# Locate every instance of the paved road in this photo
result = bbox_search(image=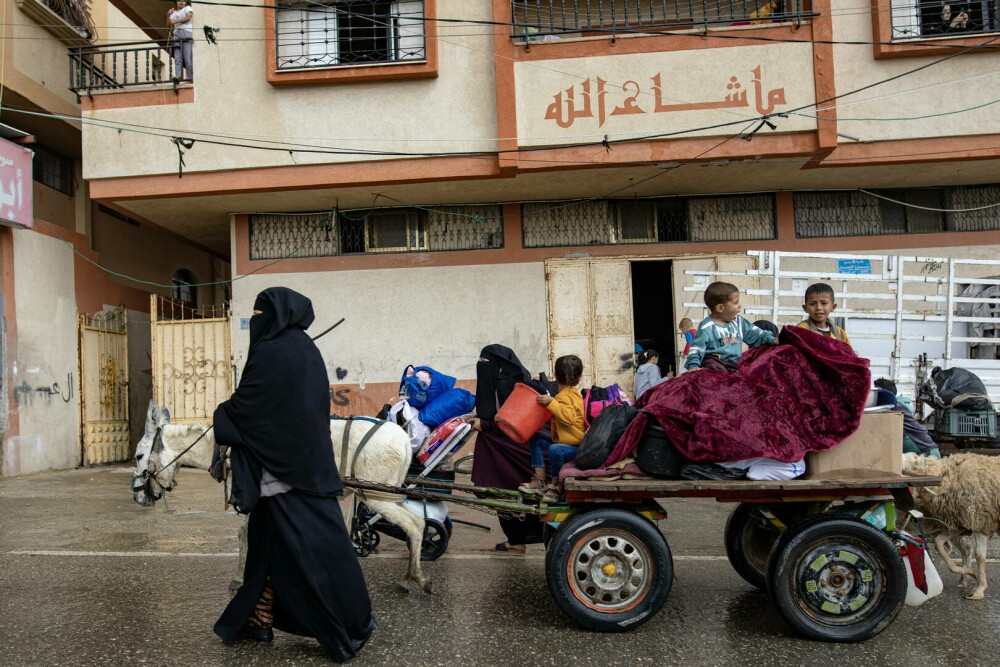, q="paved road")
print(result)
[1,466,998,666]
